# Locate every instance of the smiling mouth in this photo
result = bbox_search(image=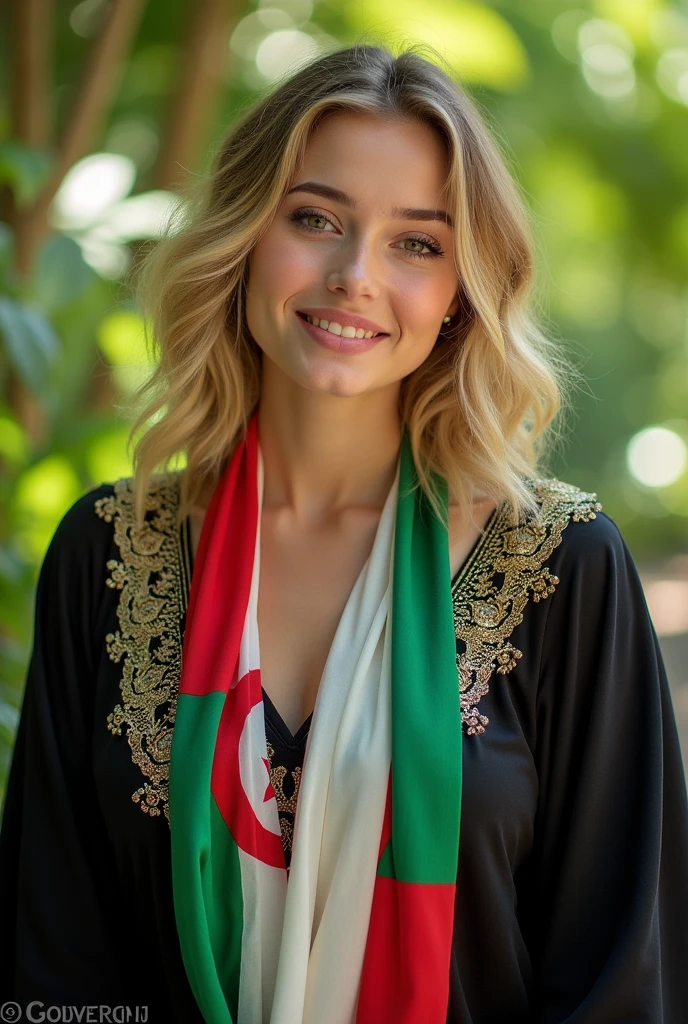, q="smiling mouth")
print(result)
[296,311,387,339]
